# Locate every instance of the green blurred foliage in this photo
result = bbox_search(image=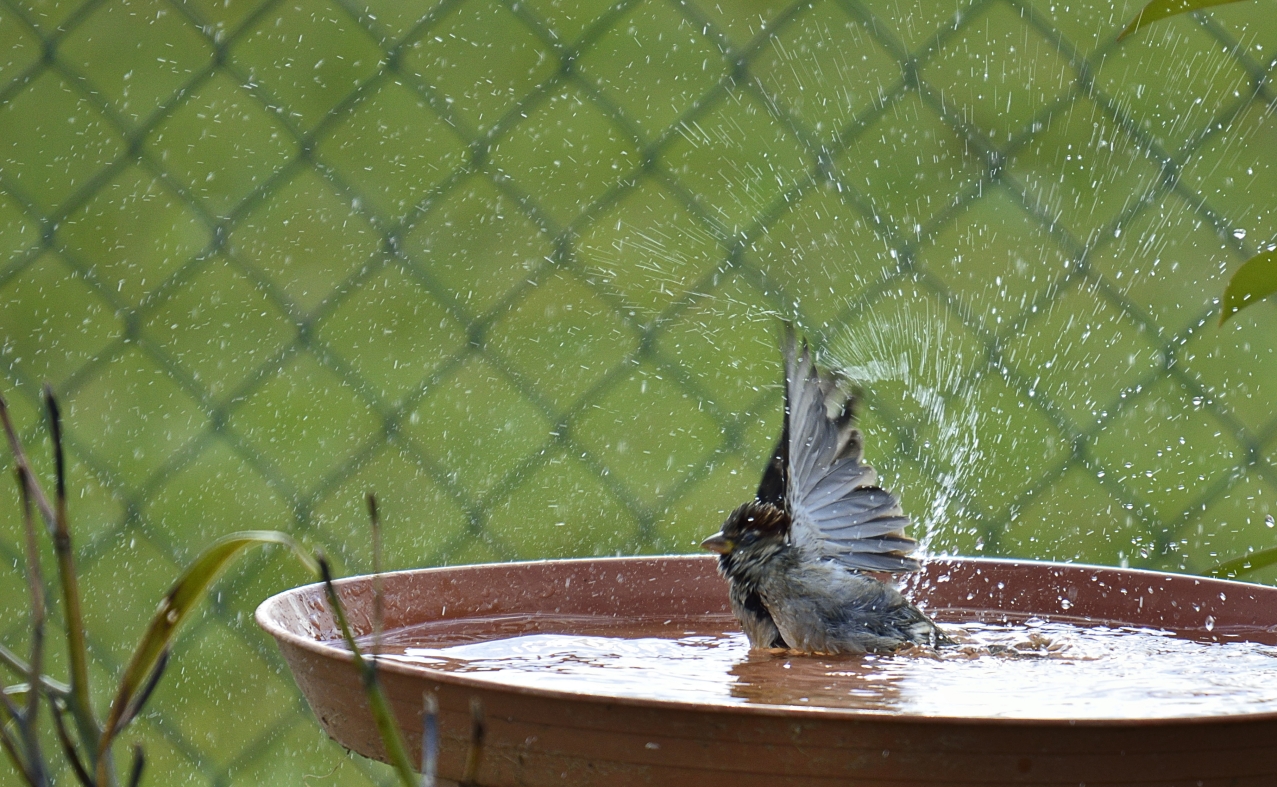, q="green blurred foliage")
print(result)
[1,0,1276,783]
[1118,0,1277,325]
